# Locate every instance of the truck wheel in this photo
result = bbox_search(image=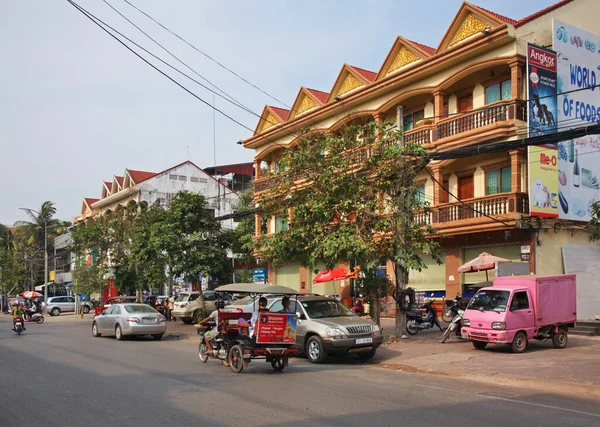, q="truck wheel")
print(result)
[472,340,488,350]
[306,336,328,364]
[552,329,568,349]
[511,331,528,353]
